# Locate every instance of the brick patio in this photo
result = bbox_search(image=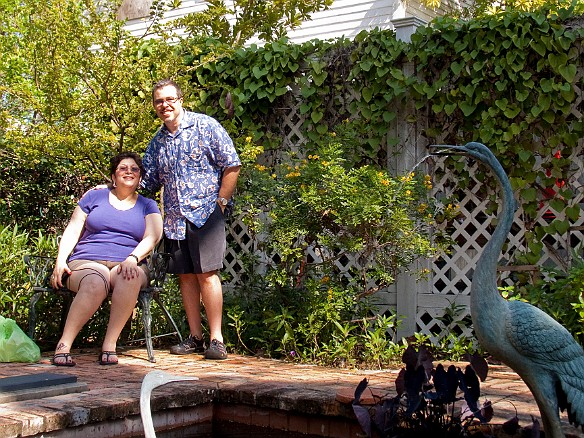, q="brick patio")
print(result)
[0,347,582,437]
